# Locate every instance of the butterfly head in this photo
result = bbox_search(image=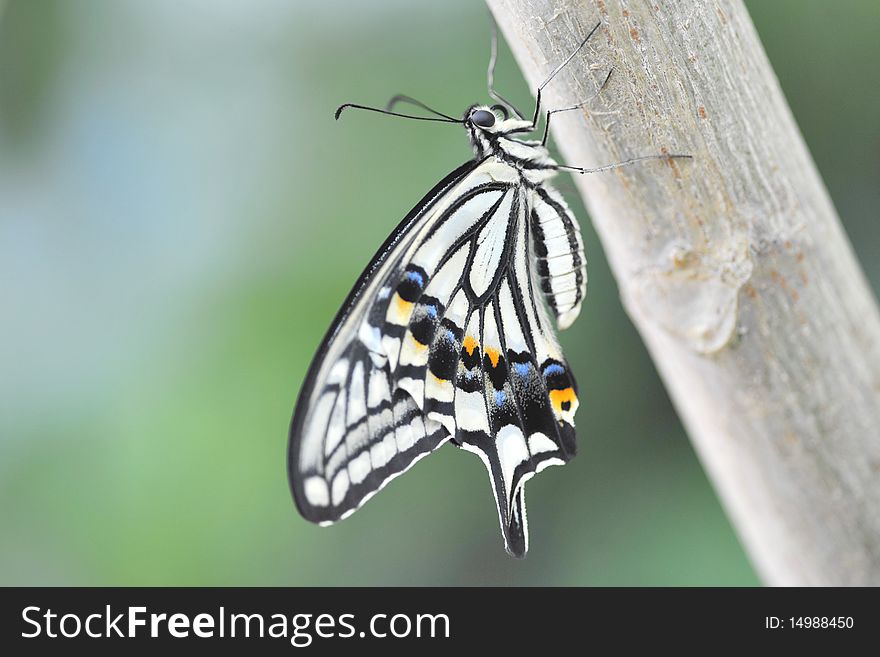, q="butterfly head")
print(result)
[464,104,545,162]
[463,103,527,134]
